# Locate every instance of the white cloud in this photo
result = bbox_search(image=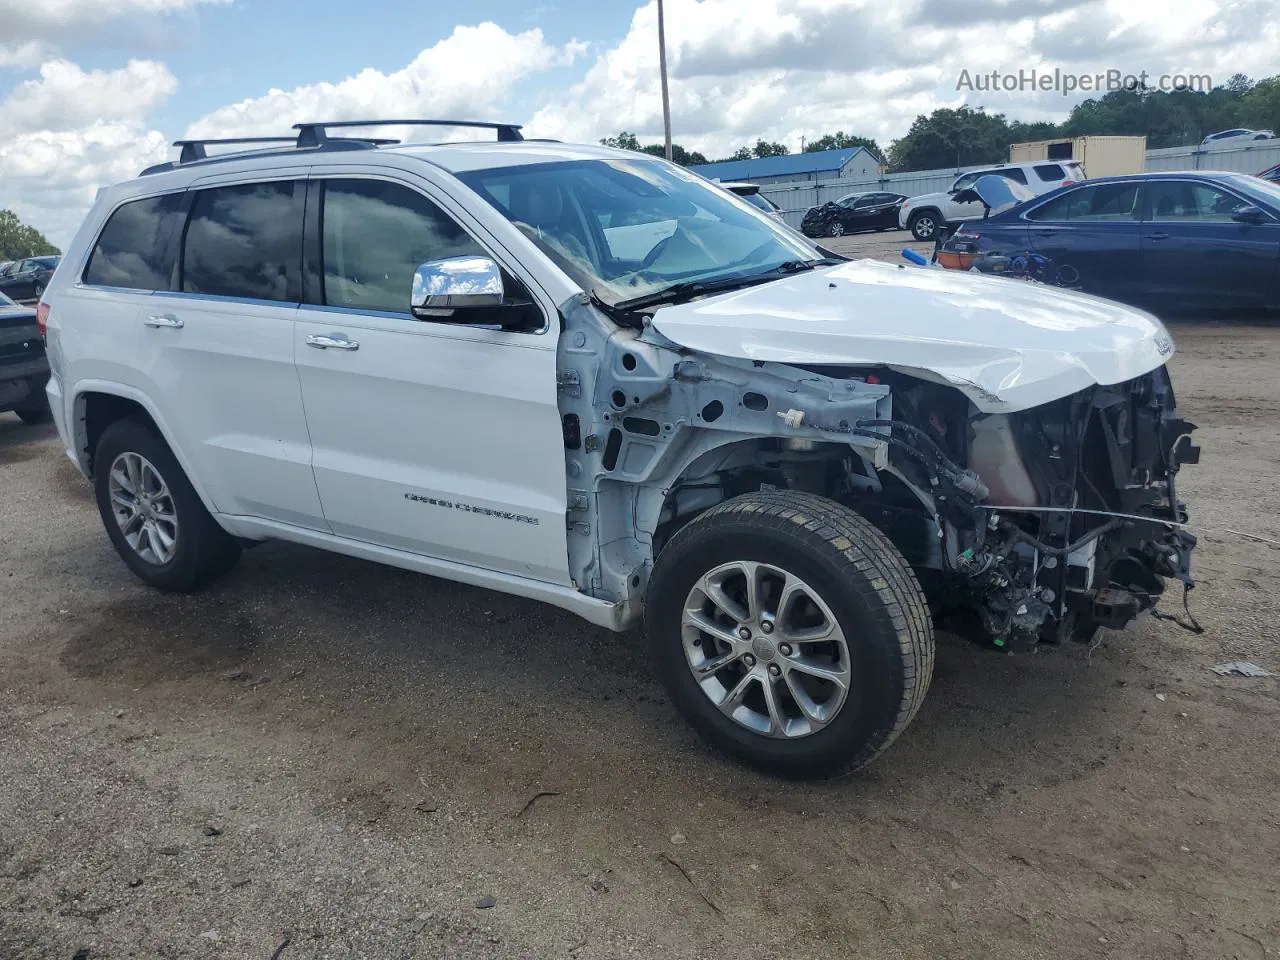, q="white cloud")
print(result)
[0,60,177,138]
[0,41,54,69]
[0,0,229,44]
[530,0,1280,159]
[186,23,584,140]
